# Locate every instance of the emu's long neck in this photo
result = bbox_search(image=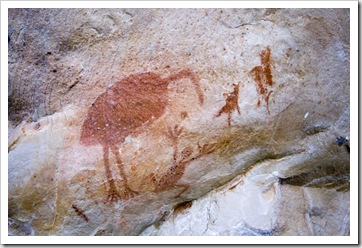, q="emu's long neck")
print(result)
[166,69,204,105]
